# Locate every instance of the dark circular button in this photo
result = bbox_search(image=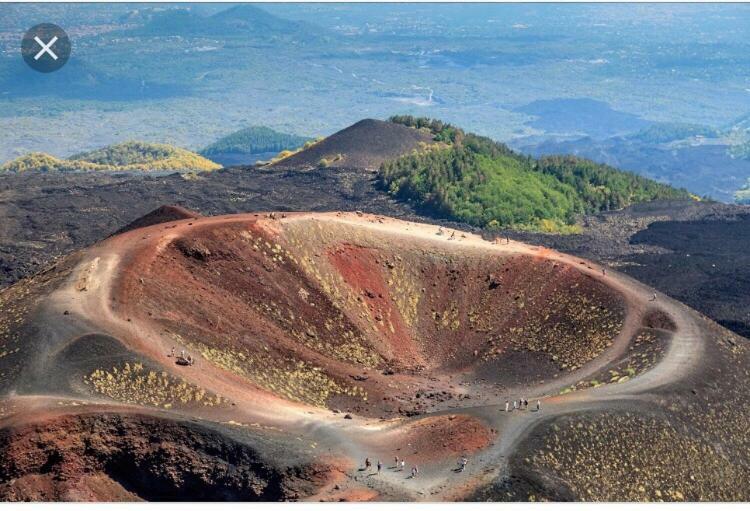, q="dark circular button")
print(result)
[21,23,71,73]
